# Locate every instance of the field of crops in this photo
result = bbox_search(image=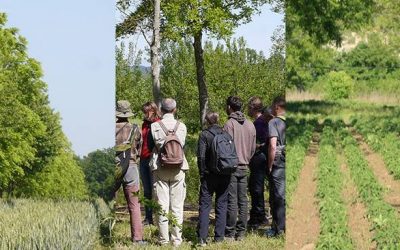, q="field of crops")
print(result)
[286,100,400,249]
[0,198,111,249]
